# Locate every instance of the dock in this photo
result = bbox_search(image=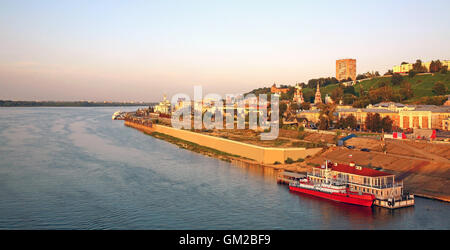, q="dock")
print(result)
[278,166,415,209]
[277,171,306,185]
[374,194,415,209]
